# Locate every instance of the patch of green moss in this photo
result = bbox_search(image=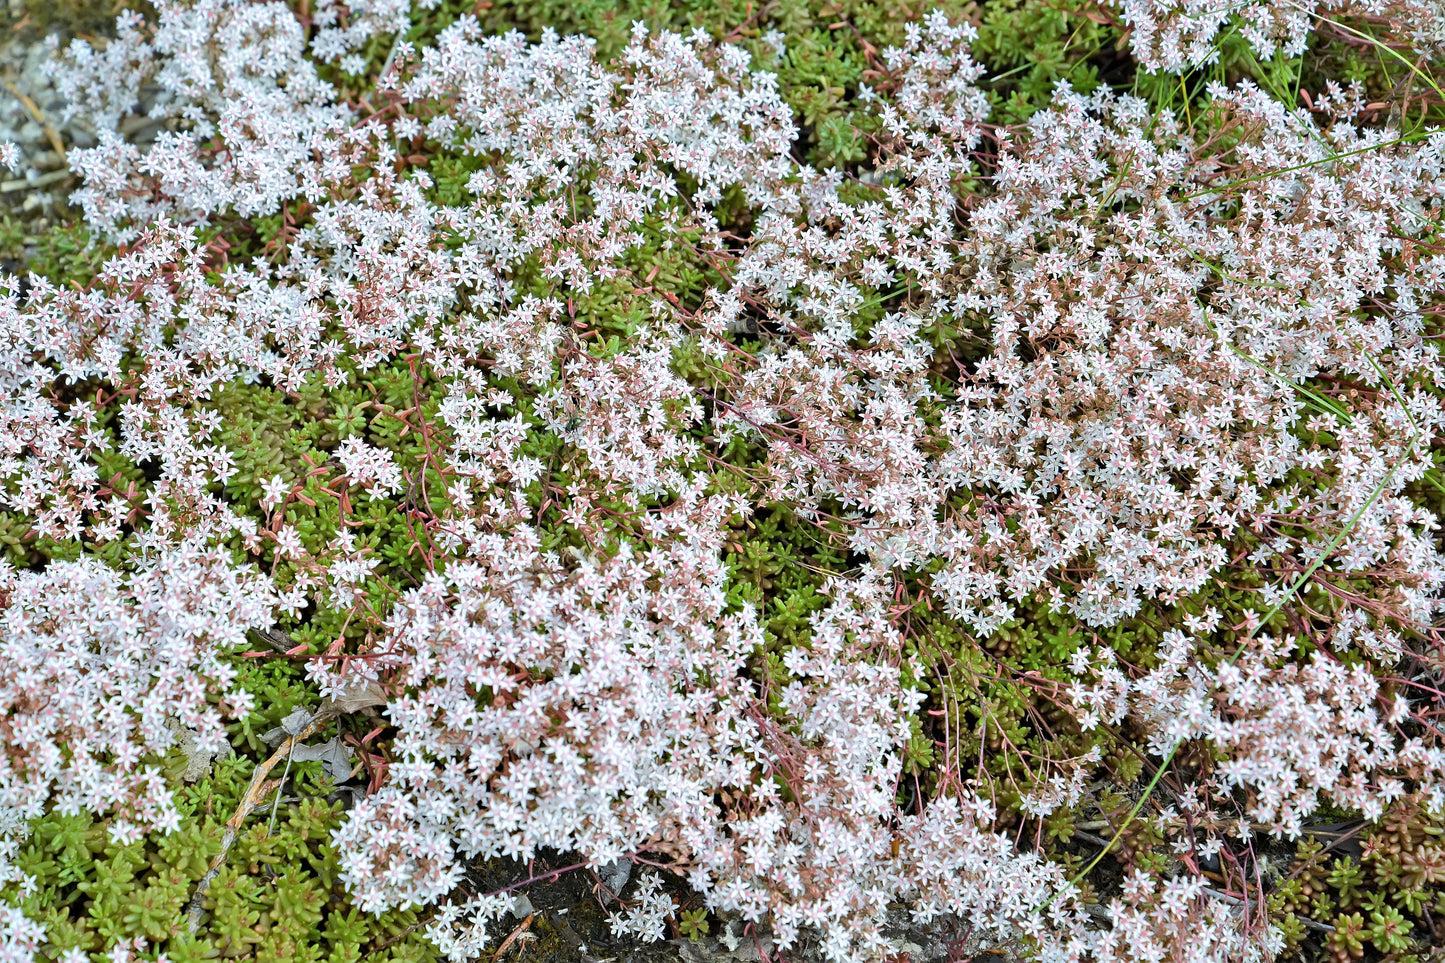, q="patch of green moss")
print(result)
[10,659,434,962]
